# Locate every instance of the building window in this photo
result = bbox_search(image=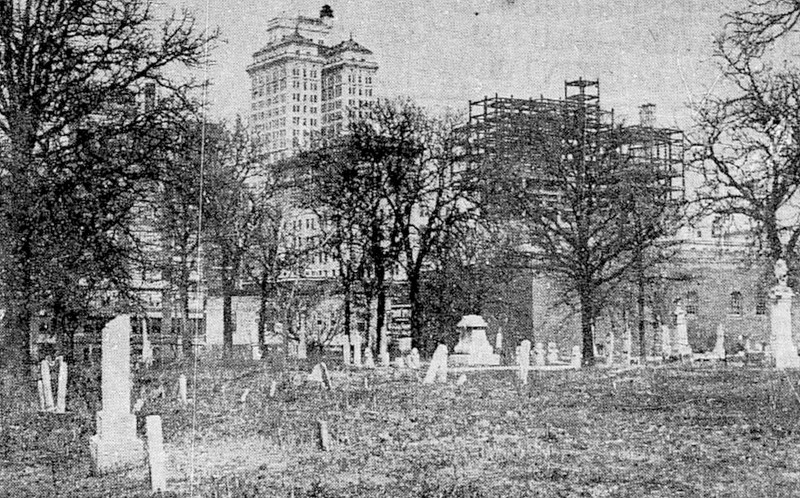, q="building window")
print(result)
[686,291,698,315]
[755,291,767,315]
[730,291,742,315]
